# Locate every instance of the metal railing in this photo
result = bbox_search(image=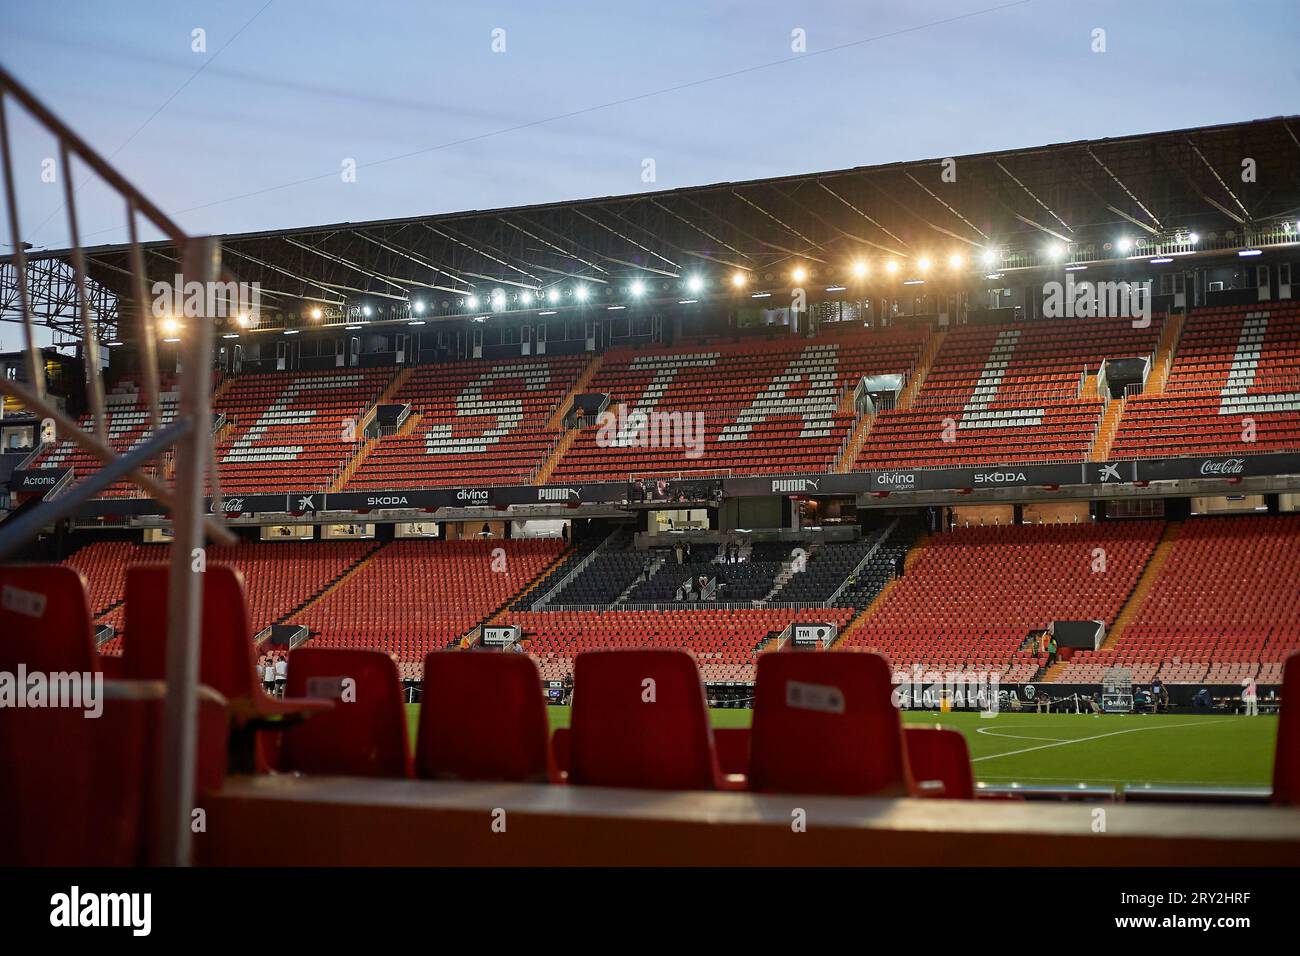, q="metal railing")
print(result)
[0,64,236,866]
[823,518,898,607]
